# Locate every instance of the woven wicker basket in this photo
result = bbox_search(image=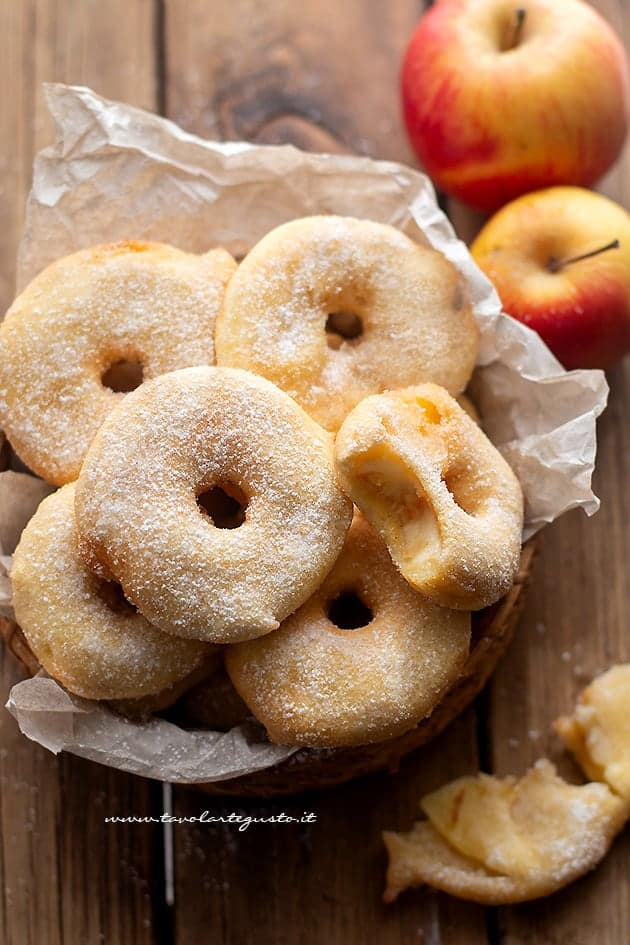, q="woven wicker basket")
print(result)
[0,539,538,796]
